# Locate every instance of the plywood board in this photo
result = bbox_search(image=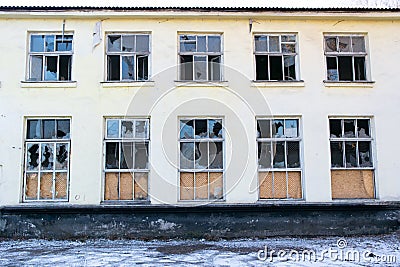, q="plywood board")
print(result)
[134,173,148,200]
[180,172,194,200]
[287,171,302,199]
[25,173,38,200]
[195,172,208,200]
[55,172,67,199]
[273,171,287,199]
[120,172,133,200]
[259,172,273,199]
[209,172,223,199]
[105,172,119,200]
[331,170,375,199]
